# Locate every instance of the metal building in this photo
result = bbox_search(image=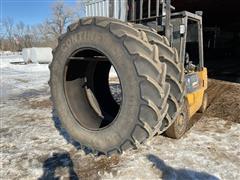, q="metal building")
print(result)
[86,0,128,21]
